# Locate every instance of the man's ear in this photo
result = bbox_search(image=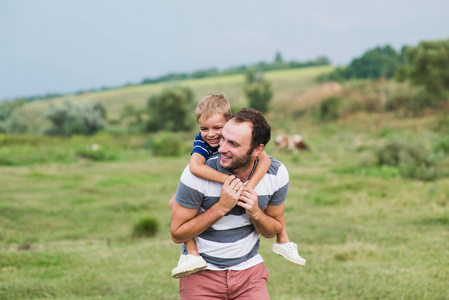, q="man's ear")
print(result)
[251,144,264,158]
